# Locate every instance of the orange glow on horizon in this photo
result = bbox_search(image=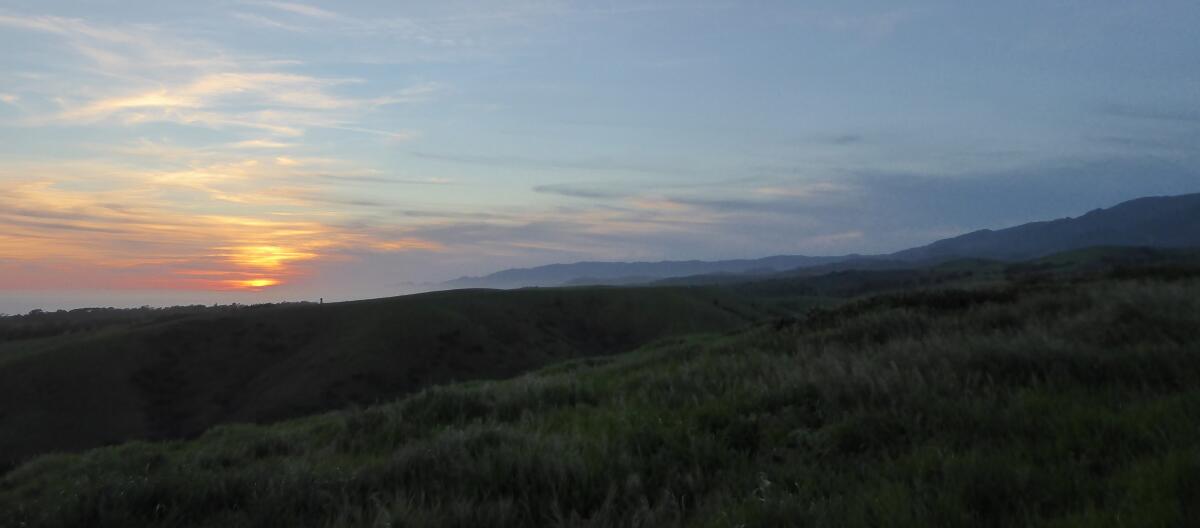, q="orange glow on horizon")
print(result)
[0,179,447,292]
